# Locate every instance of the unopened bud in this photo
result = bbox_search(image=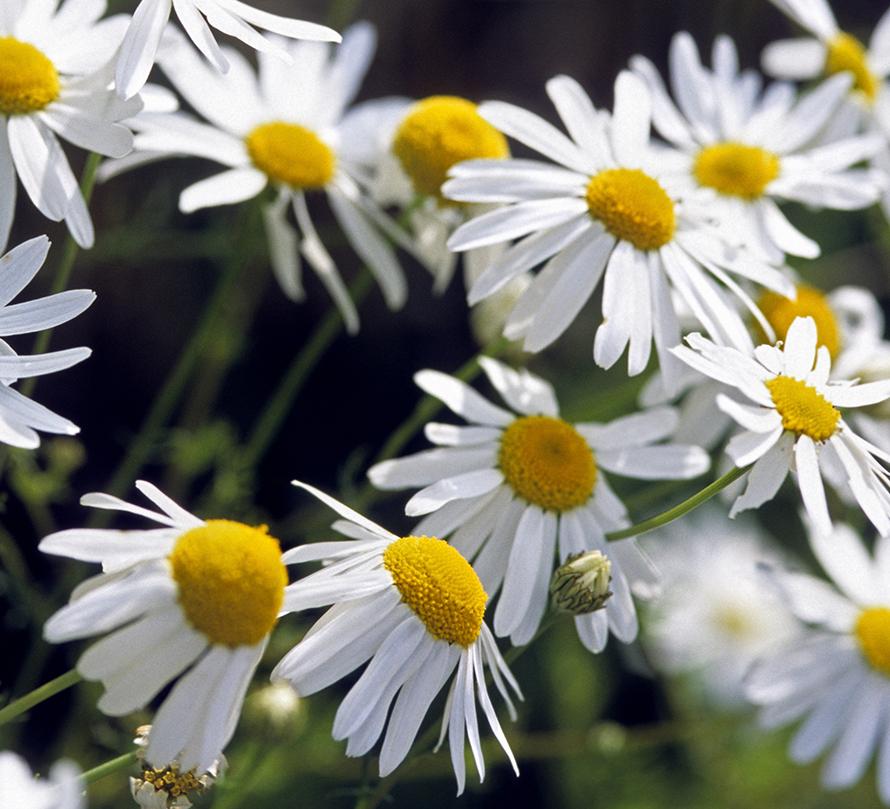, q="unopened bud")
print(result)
[550,550,612,614]
[130,726,225,809]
